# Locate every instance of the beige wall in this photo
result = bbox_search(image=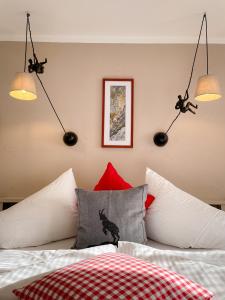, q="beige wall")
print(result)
[0,42,225,203]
